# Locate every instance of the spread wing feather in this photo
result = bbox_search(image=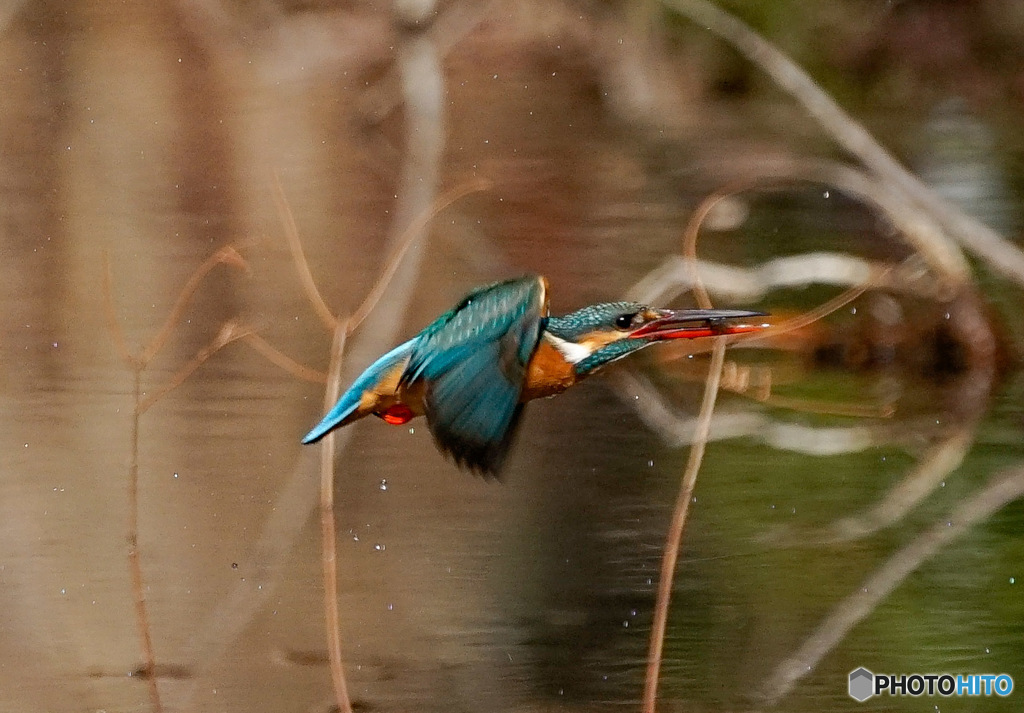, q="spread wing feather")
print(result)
[401,276,548,475]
